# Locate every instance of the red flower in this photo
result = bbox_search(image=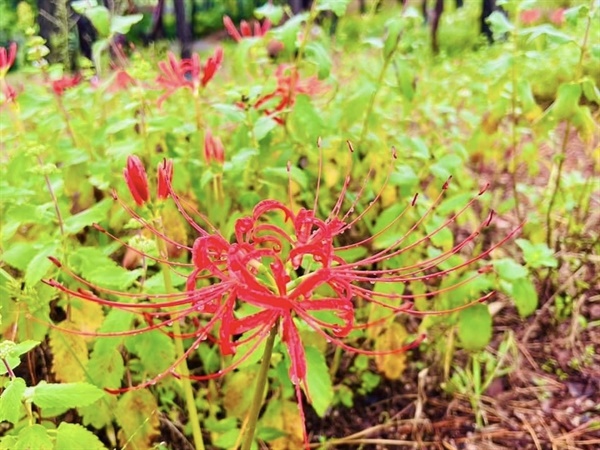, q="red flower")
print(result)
[253,65,322,124]
[1,82,17,104]
[123,155,149,206]
[51,74,82,96]
[223,15,272,42]
[111,69,136,91]
[550,8,565,26]
[0,42,16,78]
[520,9,541,25]
[45,149,522,448]
[156,48,223,106]
[204,129,225,165]
[157,158,174,200]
